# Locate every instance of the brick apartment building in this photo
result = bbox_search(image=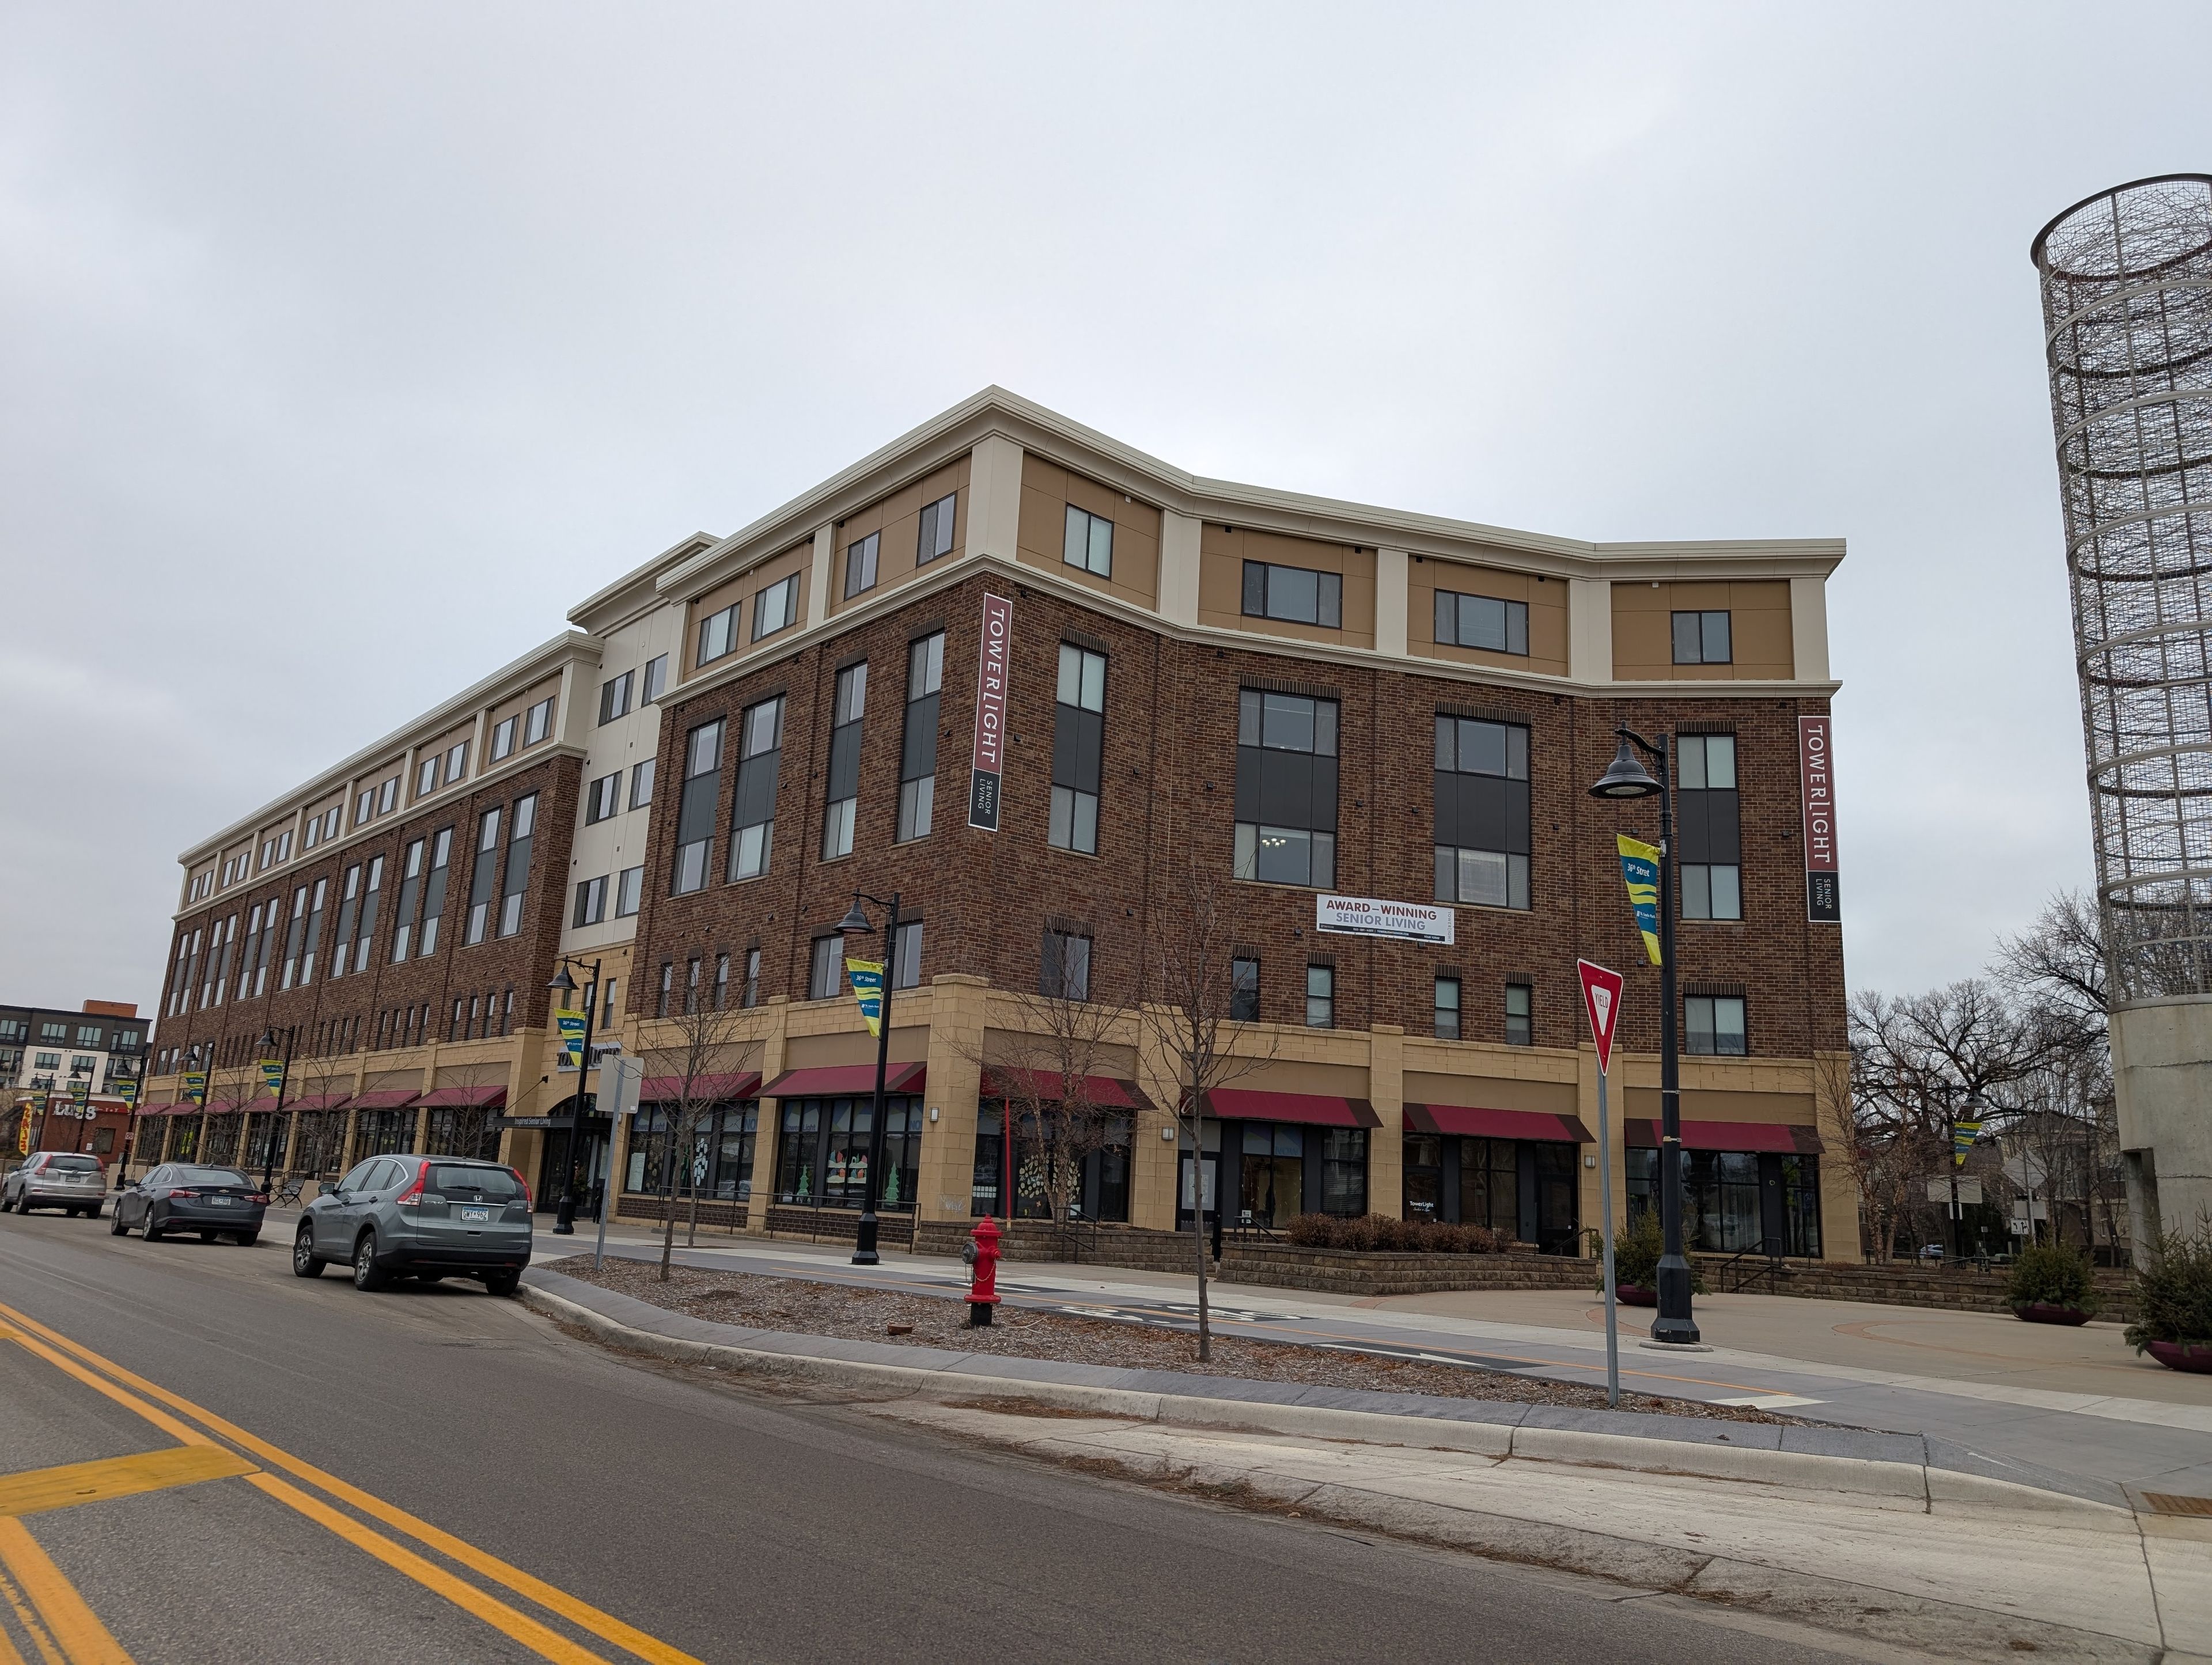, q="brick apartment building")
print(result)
[2,1000,147,1162]
[140,389,1851,1260]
